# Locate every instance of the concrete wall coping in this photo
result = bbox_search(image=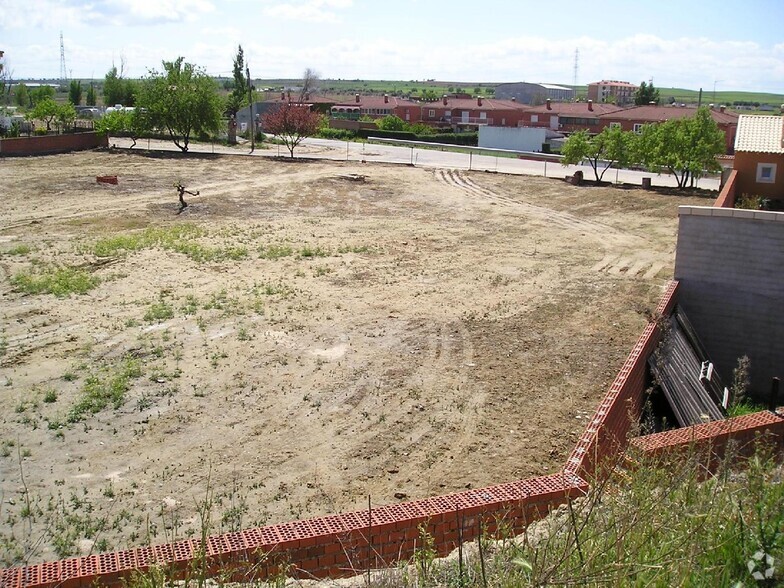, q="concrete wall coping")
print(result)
[679,205,784,222]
